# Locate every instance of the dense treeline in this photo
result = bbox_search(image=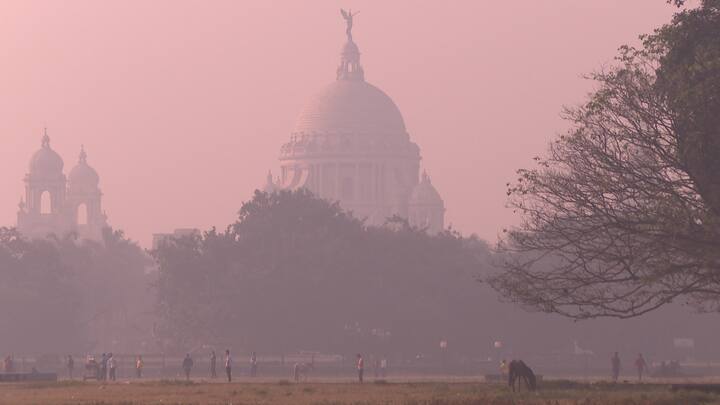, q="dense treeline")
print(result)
[154,190,491,355]
[0,227,152,354]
